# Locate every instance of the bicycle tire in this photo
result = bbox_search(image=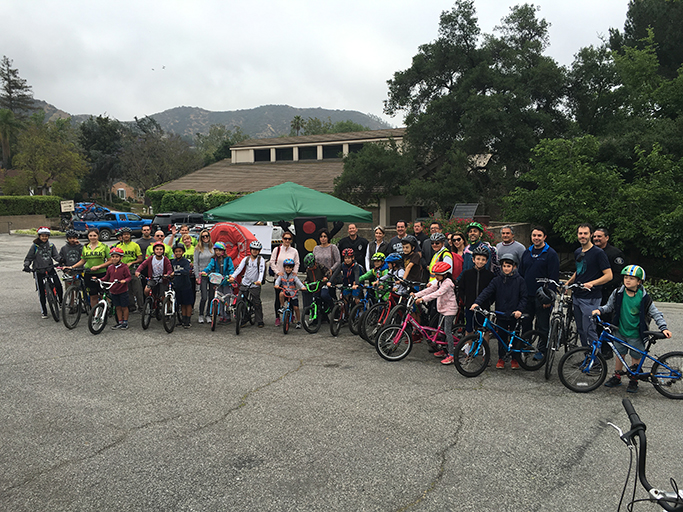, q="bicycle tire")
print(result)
[210,302,218,331]
[282,308,290,335]
[558,347,607,393]
[375,324,412,361]
[514,329,546,371]
[454,333,490,378]
[235,301,246,335]
[330,304,343,337]
[46,284,60,322]
[62,285,82,329]
[387,304,407,326]
[88,302,108,335]
[564,307,578,350]
[248,303,256,325]
[544,320,560,380]
[349,302,365,336]
[162,296,176,333]
[302,304,321,334]
[141,296,154,330]
[651,351,683,400]
[360,302,387,345]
